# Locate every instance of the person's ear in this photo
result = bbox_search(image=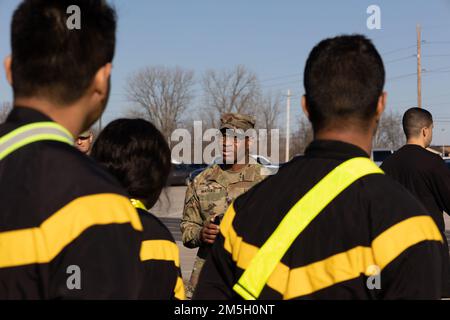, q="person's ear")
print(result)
[301,95,310,120]
[4,55,13,86]
[91,63,112,100]
[375,92,387,120]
